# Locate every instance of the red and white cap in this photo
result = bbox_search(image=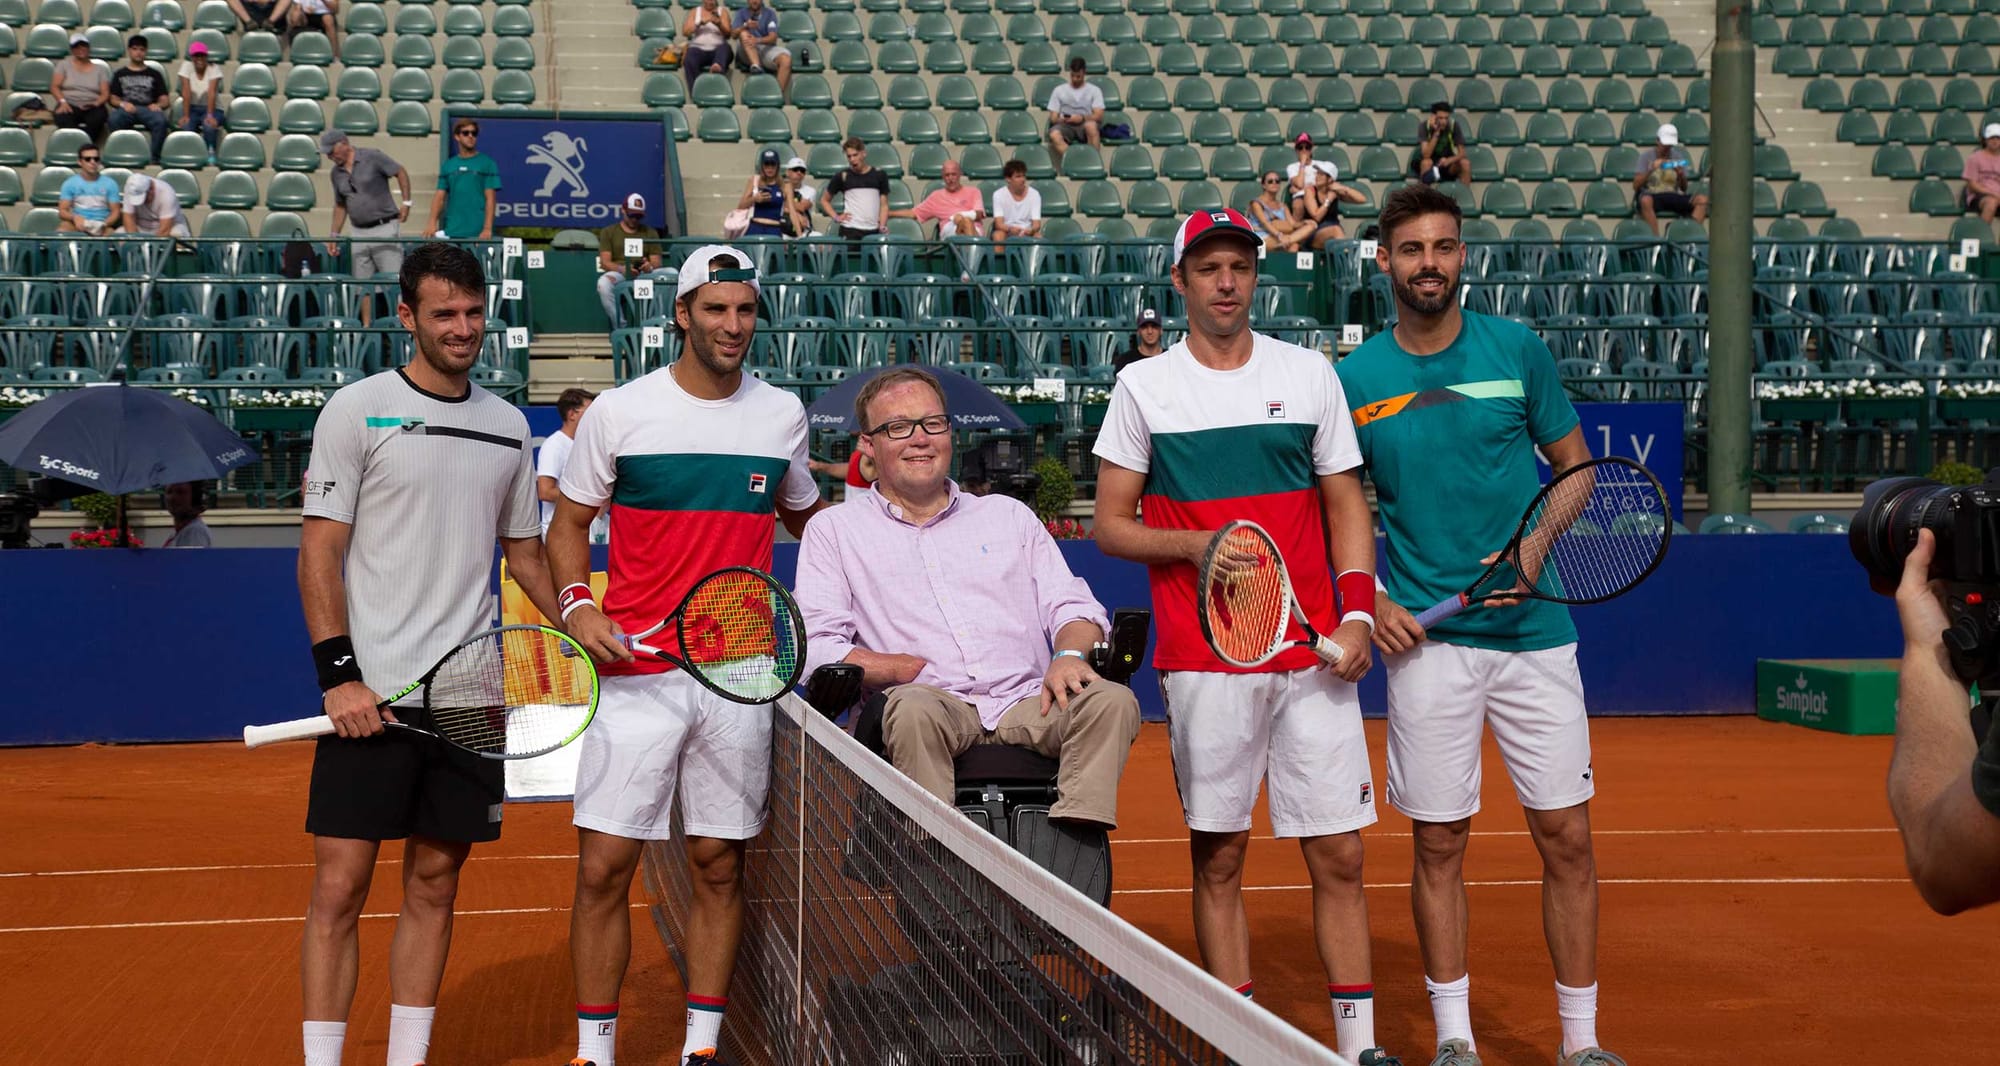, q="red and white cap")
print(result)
[674,244,762,300]
[622,192,647,212]
[1171,208,1261,266]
